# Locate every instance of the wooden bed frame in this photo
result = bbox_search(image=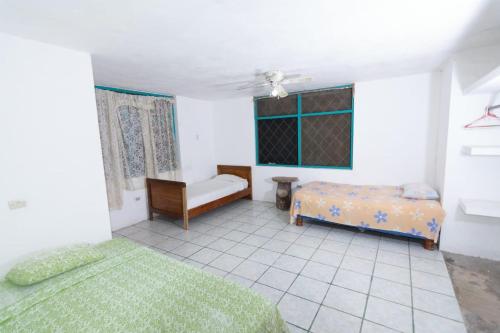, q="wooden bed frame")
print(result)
[295,215,435,250]
[146,165,252,230]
